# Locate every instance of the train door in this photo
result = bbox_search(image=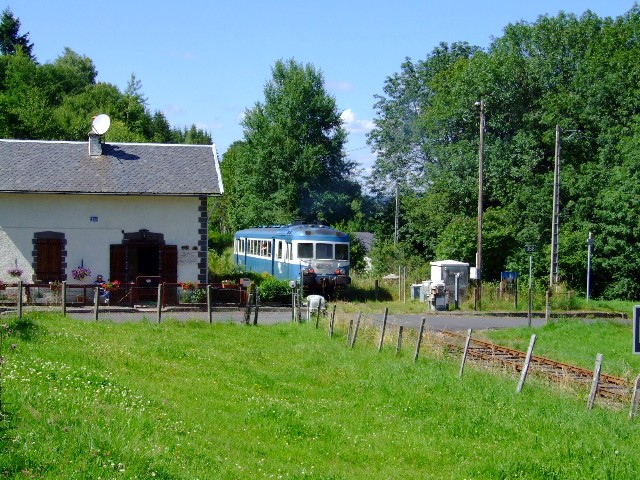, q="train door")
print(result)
[275,239,285,276]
